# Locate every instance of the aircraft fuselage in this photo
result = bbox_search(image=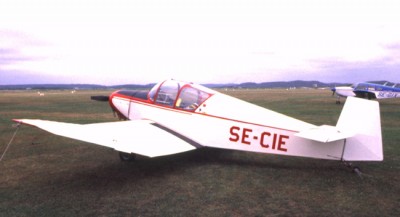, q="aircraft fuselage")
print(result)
[109,80,346,160]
